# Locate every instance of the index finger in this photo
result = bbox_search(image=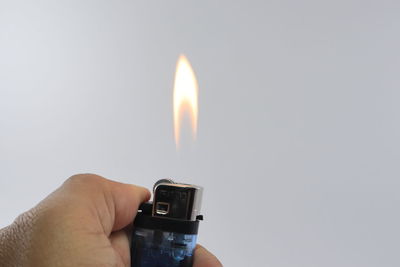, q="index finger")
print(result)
[193,244,222,267]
